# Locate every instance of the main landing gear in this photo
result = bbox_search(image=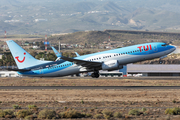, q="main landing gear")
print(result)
[91,71,99,78]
